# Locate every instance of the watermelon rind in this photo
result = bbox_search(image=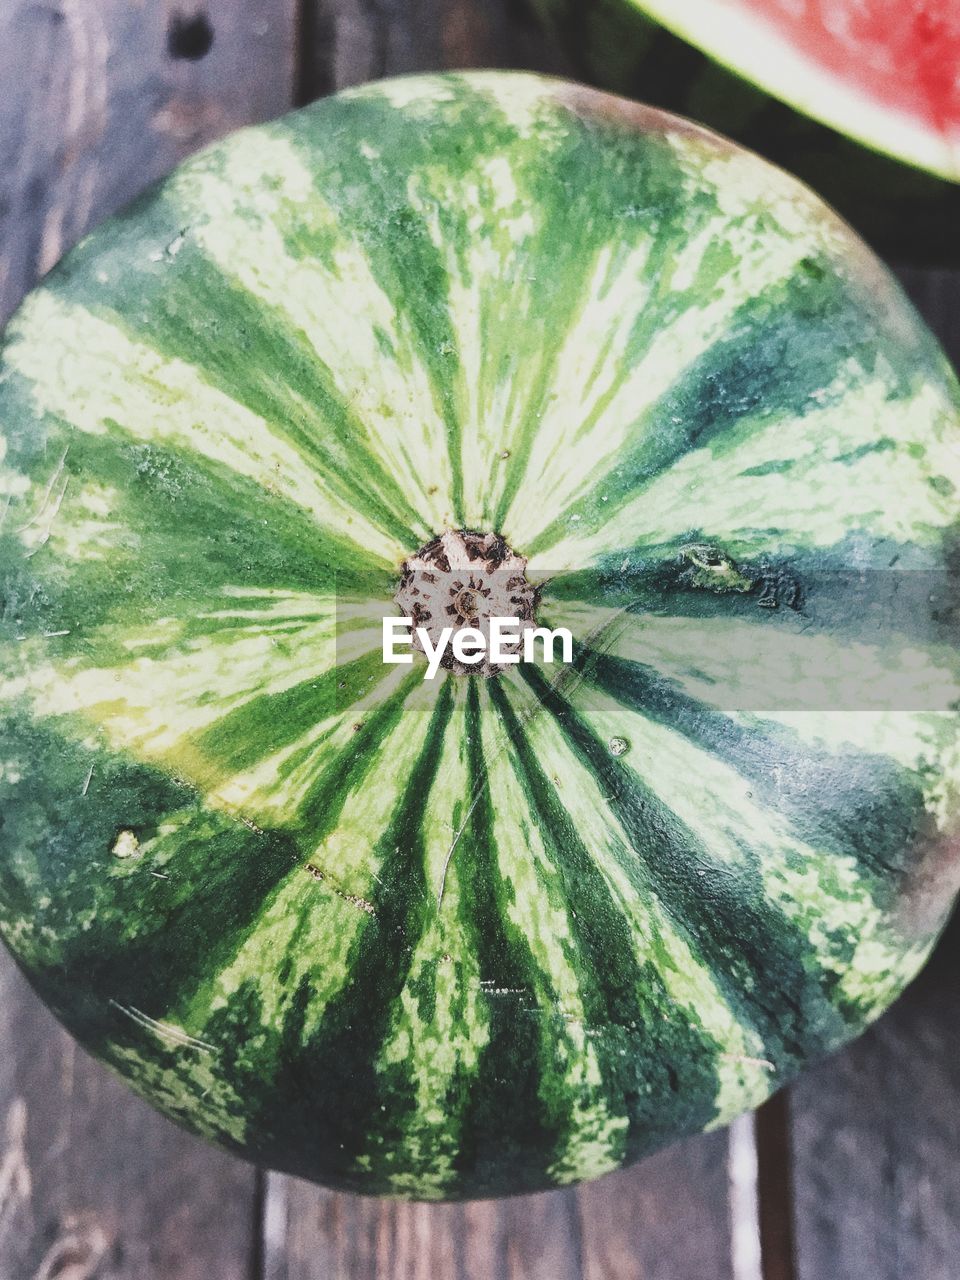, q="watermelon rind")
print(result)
[1,72,959,1200]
